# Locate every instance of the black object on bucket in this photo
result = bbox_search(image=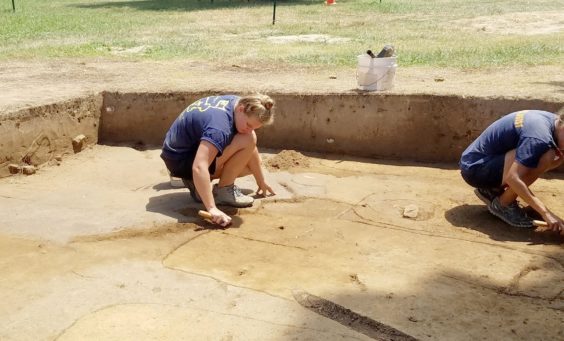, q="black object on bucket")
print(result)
[376,44,395,58]
[366,50,376,58]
